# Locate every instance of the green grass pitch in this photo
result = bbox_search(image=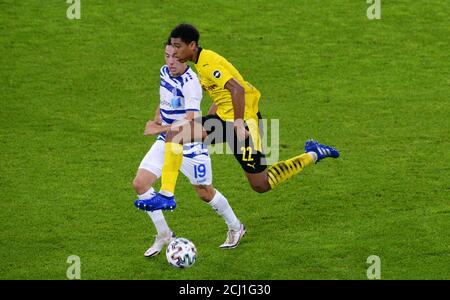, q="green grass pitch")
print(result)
[1,0,449,279]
